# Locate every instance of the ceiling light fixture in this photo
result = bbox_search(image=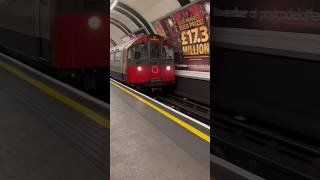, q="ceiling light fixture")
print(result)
[110,0,118,11]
